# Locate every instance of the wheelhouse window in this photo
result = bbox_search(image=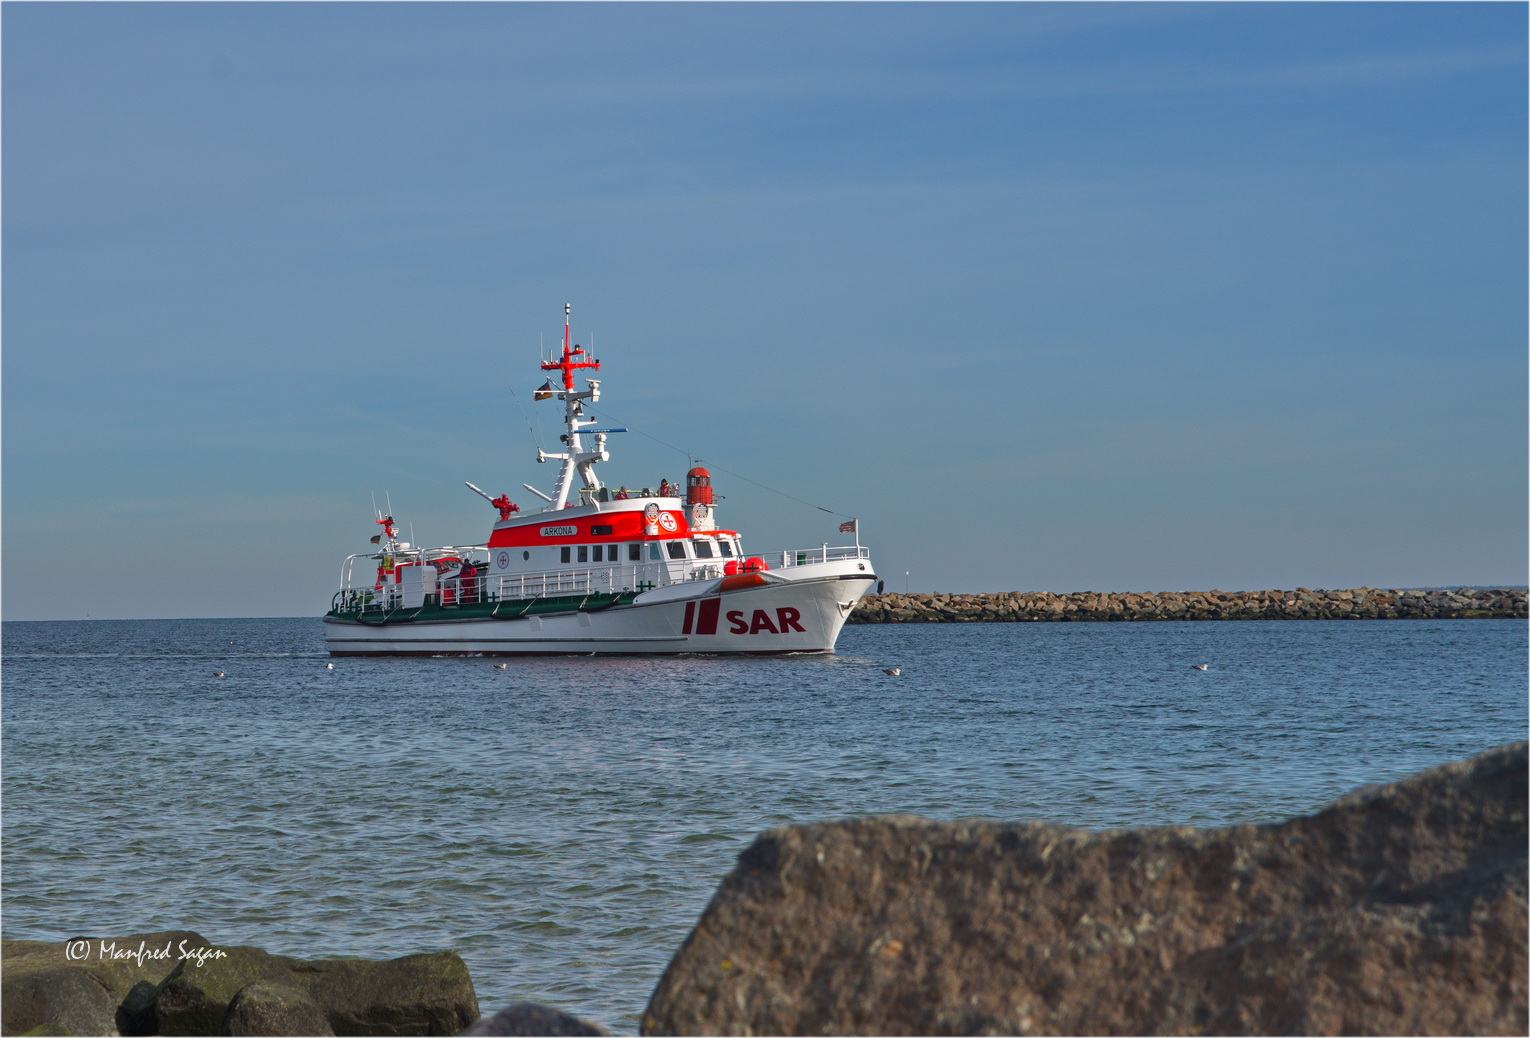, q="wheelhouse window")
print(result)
[693,540,714,559]
[648,543,662,561]
[592,545,604,562]
[560,547,571,564]
[666,541,687,560]
[628,543,642,561]
[577,546,589,563]
[717,540,734,557]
